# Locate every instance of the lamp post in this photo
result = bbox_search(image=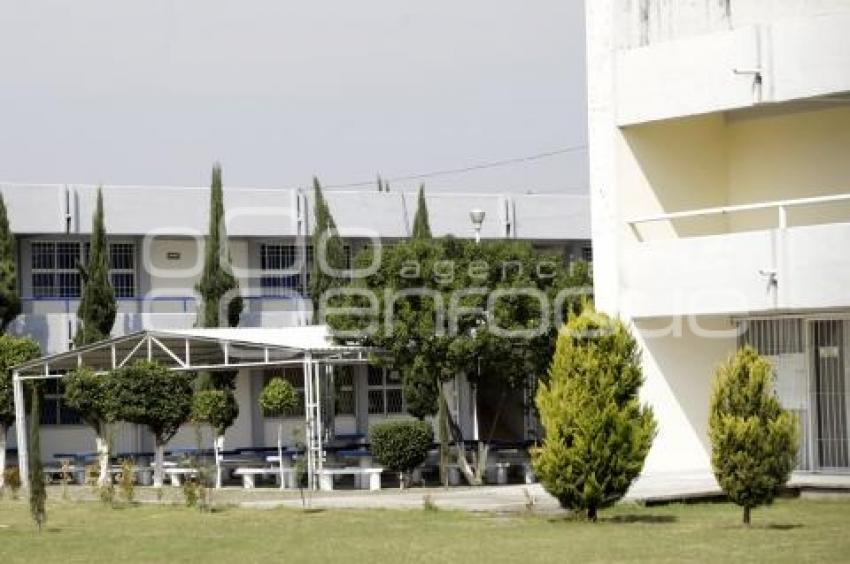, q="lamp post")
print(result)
[468,208,486,442]
[469,208,485,244]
